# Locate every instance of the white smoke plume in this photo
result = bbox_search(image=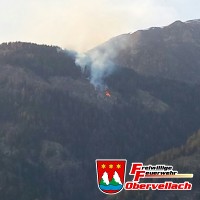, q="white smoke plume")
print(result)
[75,43,118,90]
